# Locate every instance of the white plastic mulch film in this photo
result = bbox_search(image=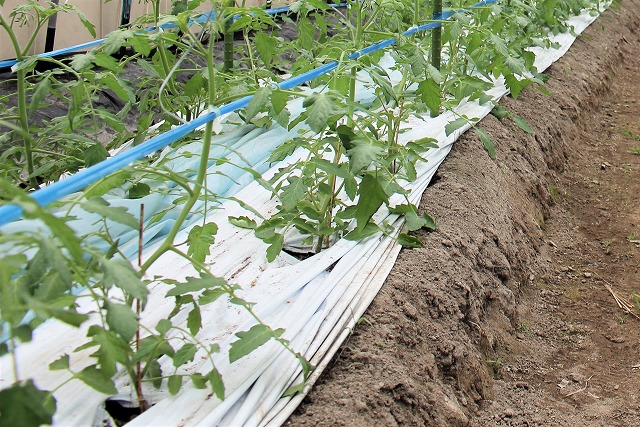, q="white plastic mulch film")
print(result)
[0,4,607,427]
